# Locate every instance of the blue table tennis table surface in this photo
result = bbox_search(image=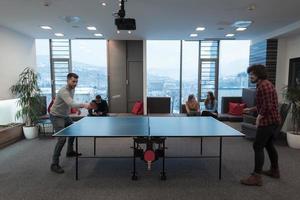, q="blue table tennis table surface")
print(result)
[54,116,244,137]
